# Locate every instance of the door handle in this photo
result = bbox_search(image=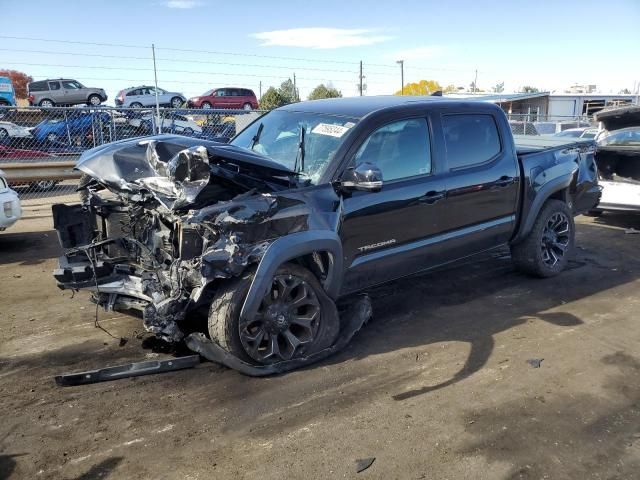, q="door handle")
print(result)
[418,190,446,204]
[493,176,515,188]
